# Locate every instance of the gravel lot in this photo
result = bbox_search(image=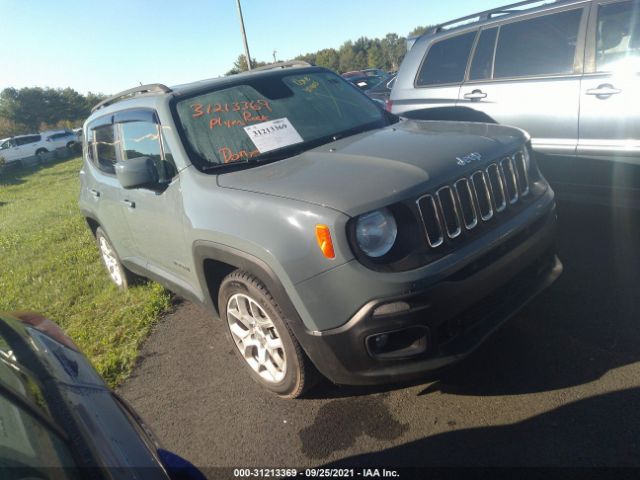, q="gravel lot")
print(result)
[119,201,640,472]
